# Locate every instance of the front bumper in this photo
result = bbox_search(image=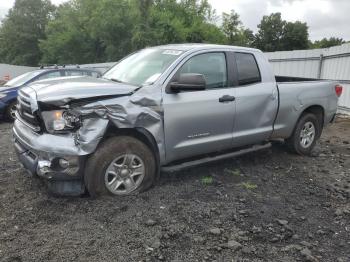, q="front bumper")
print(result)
[13,137,85,180]
[13,120,87,196]
[13,120,87,179]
